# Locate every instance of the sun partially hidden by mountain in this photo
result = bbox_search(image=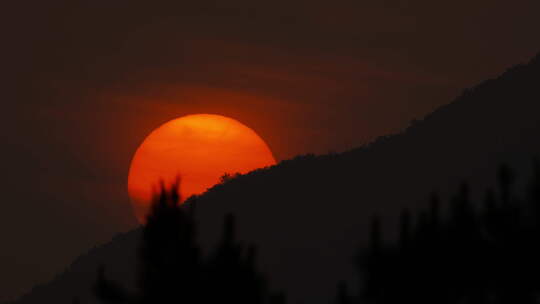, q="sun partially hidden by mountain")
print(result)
[128,114,276,222]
